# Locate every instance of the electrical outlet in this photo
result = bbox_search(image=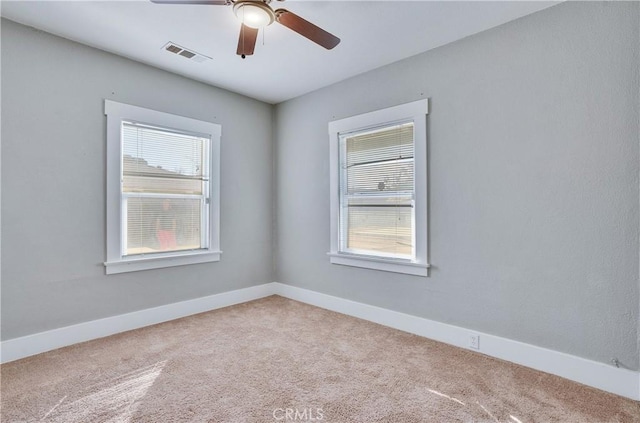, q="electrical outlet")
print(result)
[469,334,480,350]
